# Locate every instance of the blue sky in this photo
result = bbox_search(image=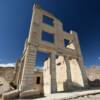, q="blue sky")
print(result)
[0,0,100,67]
